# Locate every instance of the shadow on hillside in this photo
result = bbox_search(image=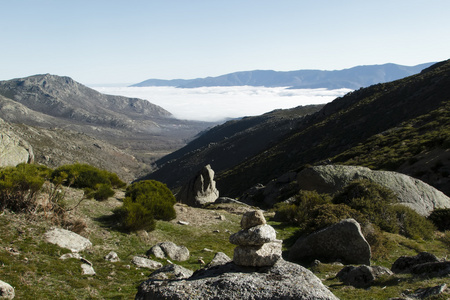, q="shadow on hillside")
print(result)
[94,214,129,233]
